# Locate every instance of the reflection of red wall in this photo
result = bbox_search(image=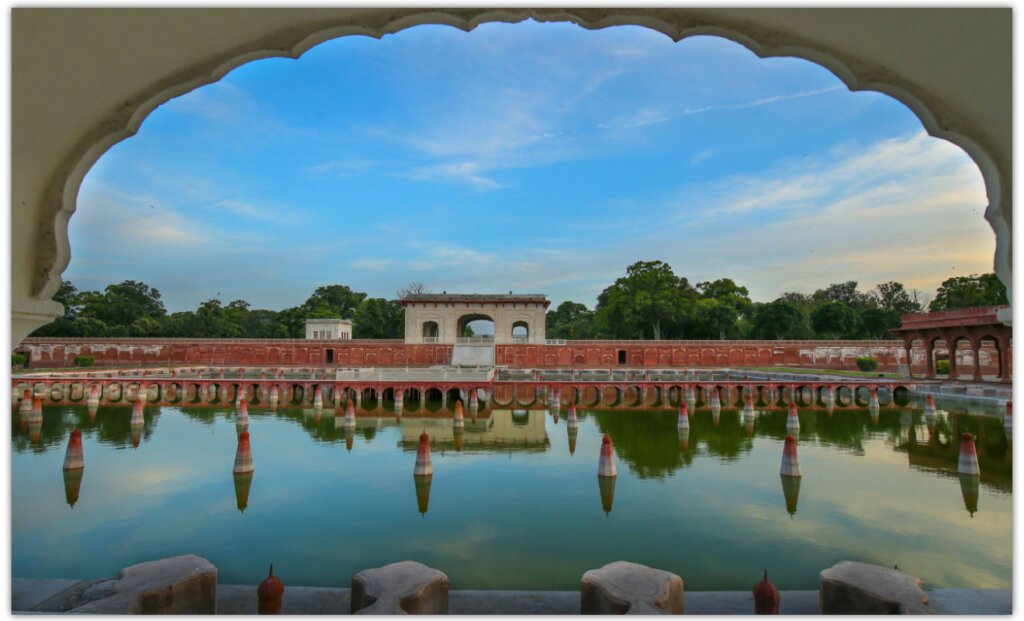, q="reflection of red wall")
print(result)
[21,338,998,372]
